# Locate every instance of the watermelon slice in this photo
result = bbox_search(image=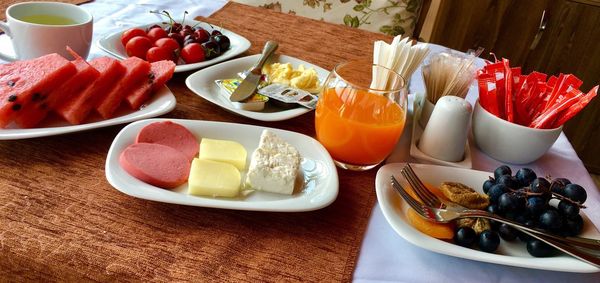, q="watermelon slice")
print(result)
[96,57,151,119]
[0,53,76,128]
[55,57,126,125]
[125,60,176,109]
[14,50,100,128]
